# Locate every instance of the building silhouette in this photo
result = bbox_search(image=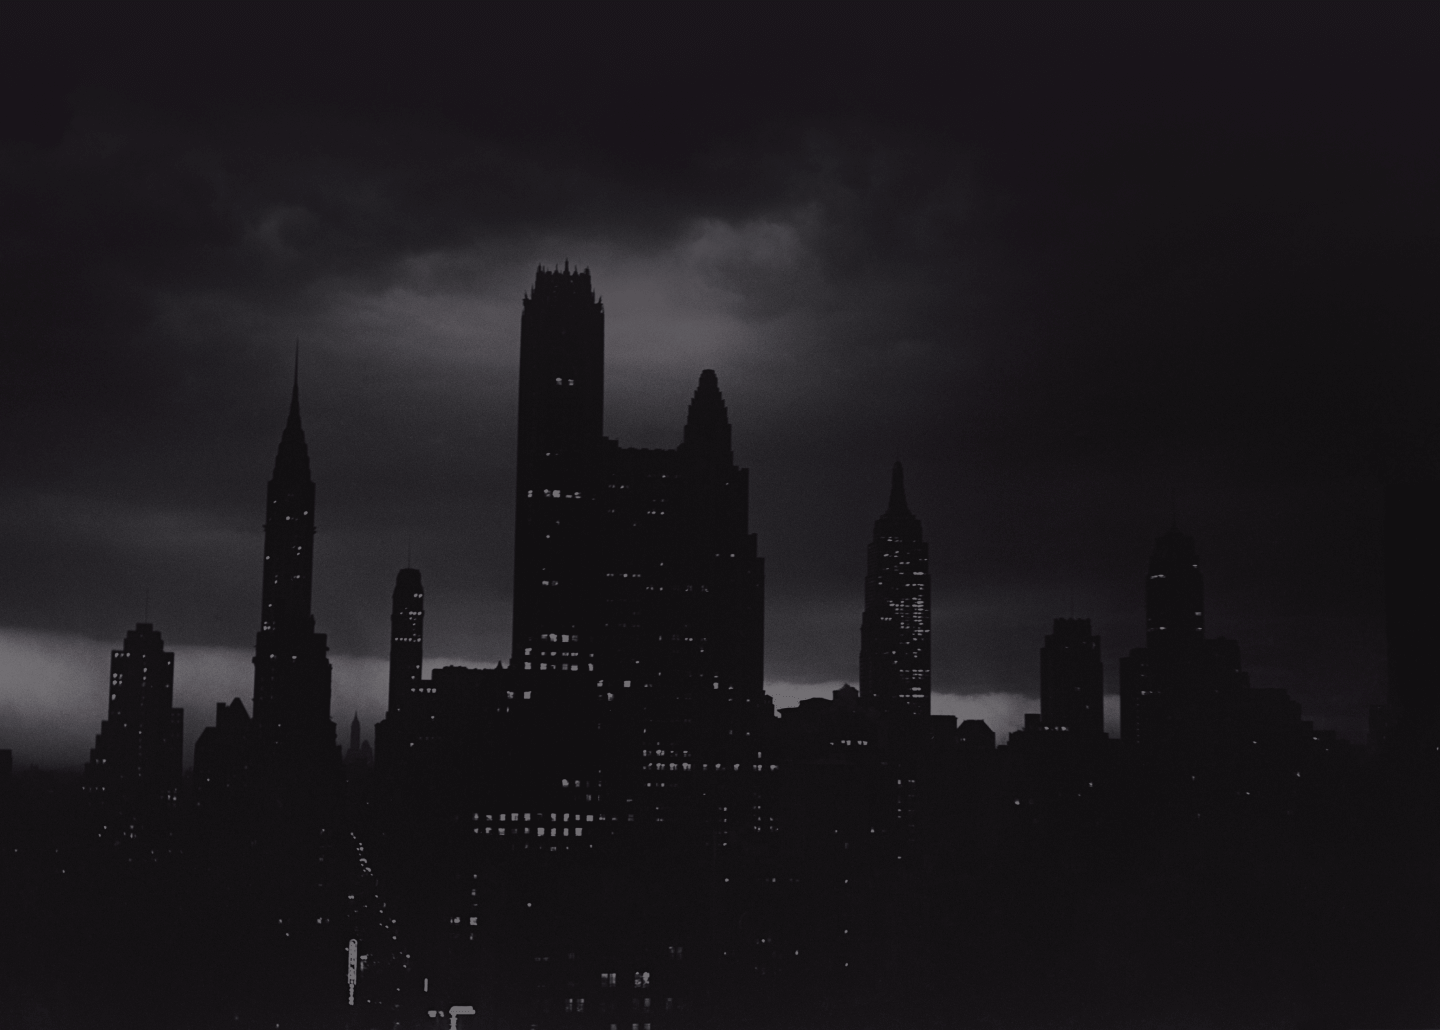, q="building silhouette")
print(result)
[1040,618,1104,736]
[859,462,931,719]
[250,362,337,769]
[598,367,769,837]
[9,262,1424,1030]
[389,568,425,711]
[83,621,183,837]
[345,712,372,768]
[374,567,428,774]
[194,363,339,803]
[193,697,253,804]
[368,266,774,991]
[512,264,606,688]
[1120,527,1212,750]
